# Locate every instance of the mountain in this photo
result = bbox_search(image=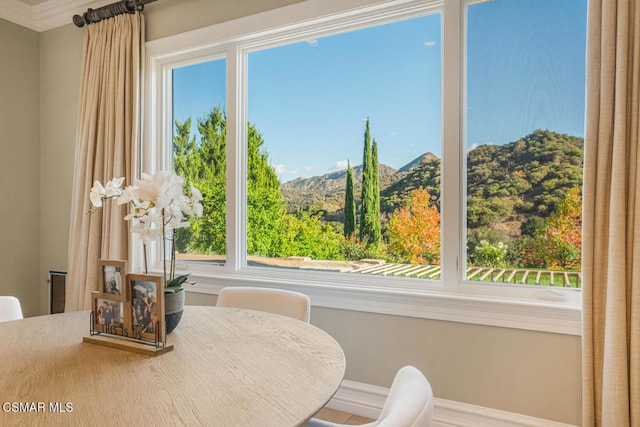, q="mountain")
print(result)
[282,163,398,192]
[380,154,440,215]
[397,152,439,173]
[279,130,584,240]
[281,163,399,213]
